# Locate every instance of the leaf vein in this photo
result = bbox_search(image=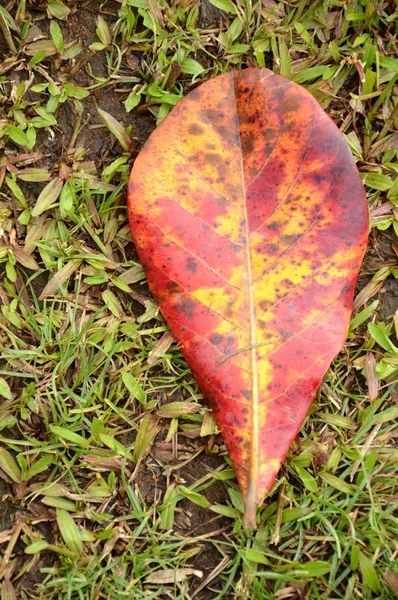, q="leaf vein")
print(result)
[147,259,249,333]
[173,147,244,212]
[144,213,244,292]
[249,111,316,238]
[166,314,251,375]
